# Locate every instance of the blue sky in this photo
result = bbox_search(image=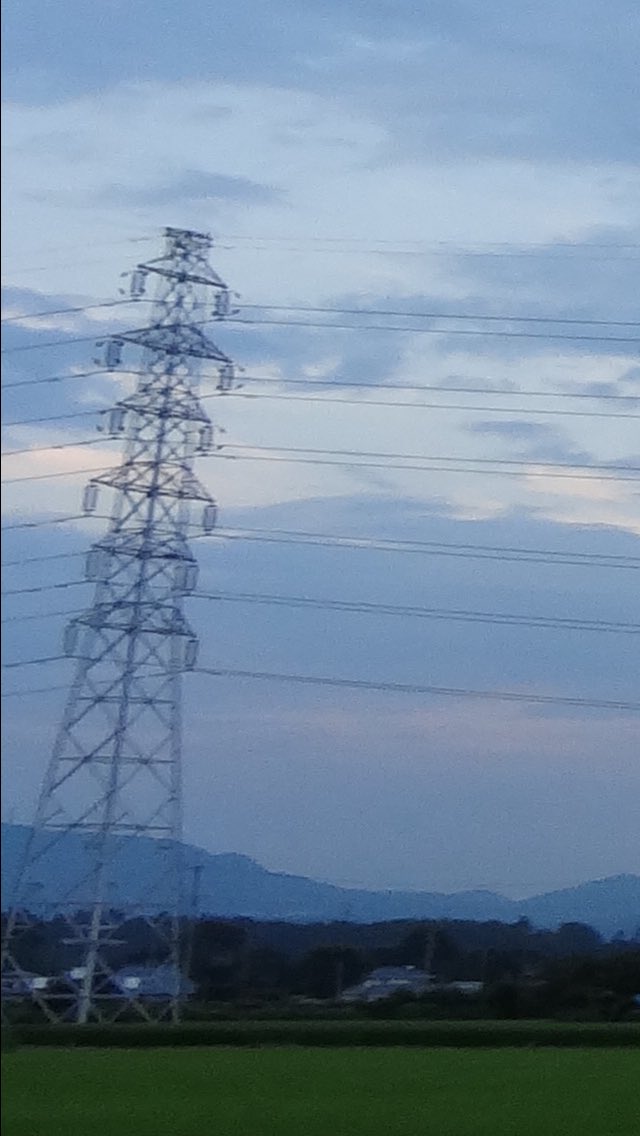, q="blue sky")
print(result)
[1,0,639,897]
